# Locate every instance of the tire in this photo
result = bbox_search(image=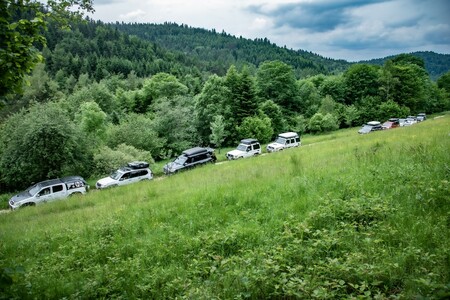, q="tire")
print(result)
[22,202,35,207]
